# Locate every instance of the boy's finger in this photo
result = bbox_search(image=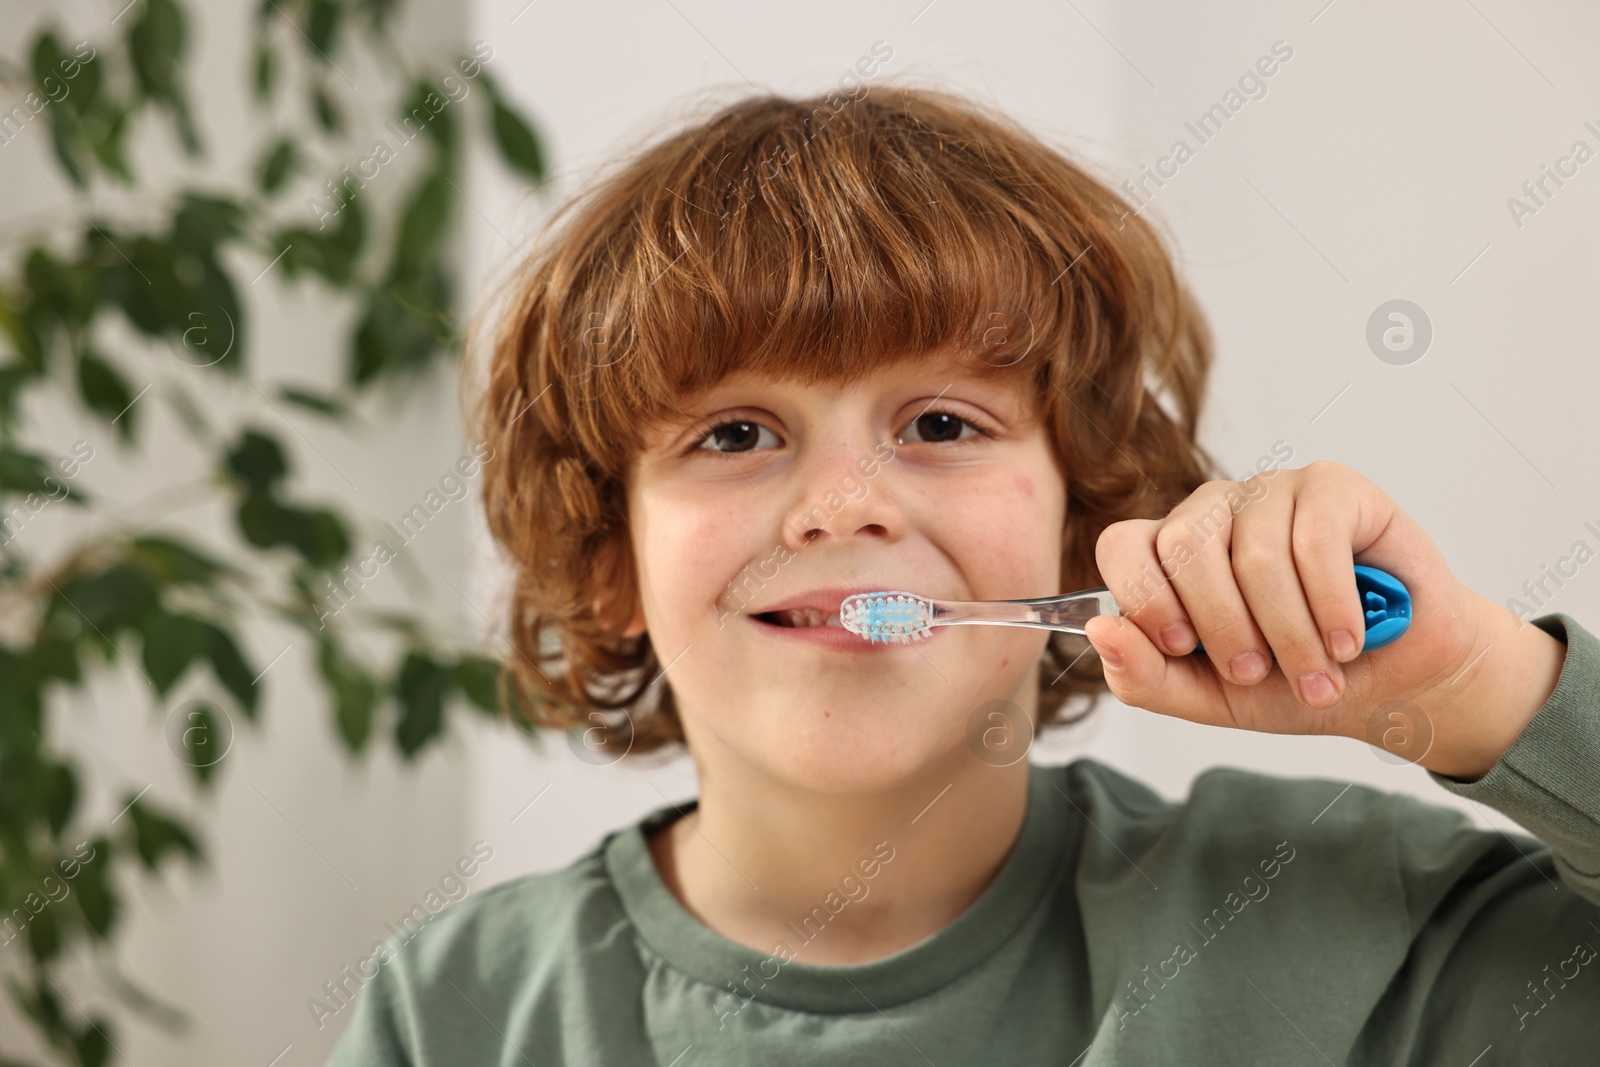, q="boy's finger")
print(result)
[1229,484,1346,710]
[1094,518,1197,654]
[1087,613,1323,733]
[1155,486,1271,685]
[1085,613,1225,722]
[1290,465,1387,663]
